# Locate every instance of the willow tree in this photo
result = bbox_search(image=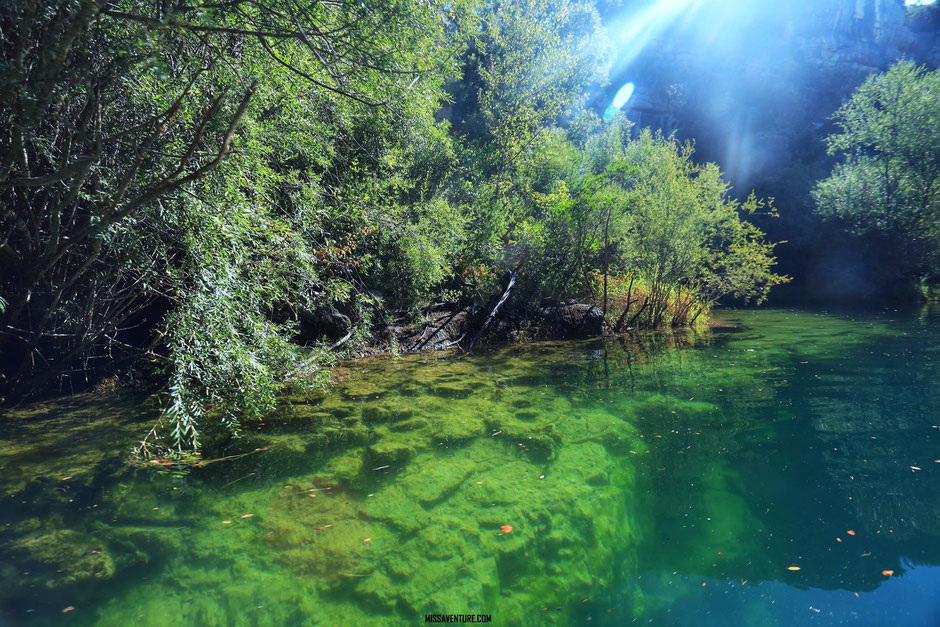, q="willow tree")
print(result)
[0,0,475,447]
